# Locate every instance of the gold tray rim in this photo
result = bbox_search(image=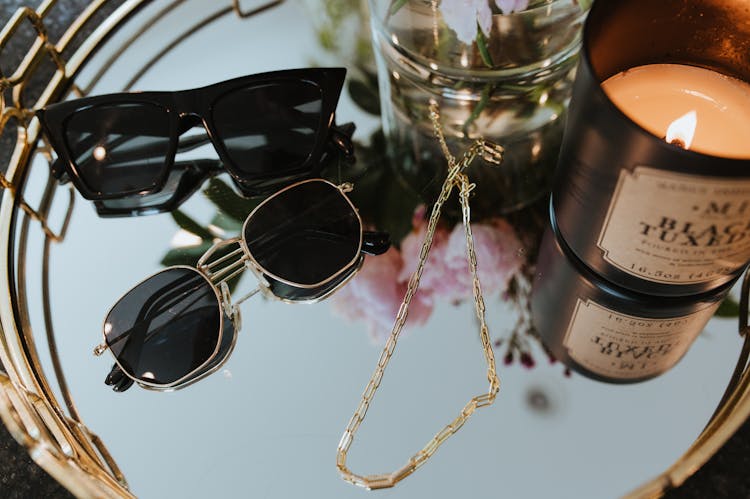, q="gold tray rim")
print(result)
[0,1,748,497]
